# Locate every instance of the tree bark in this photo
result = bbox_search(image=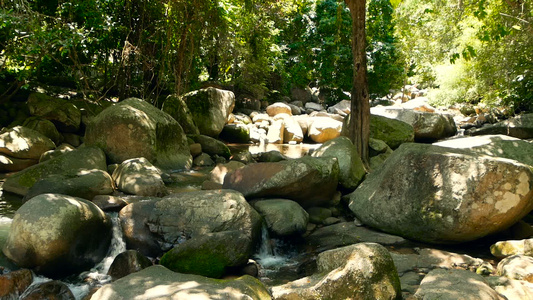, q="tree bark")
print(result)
[345,0,370,167]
